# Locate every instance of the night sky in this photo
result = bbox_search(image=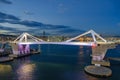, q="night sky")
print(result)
[0,0,120,36]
